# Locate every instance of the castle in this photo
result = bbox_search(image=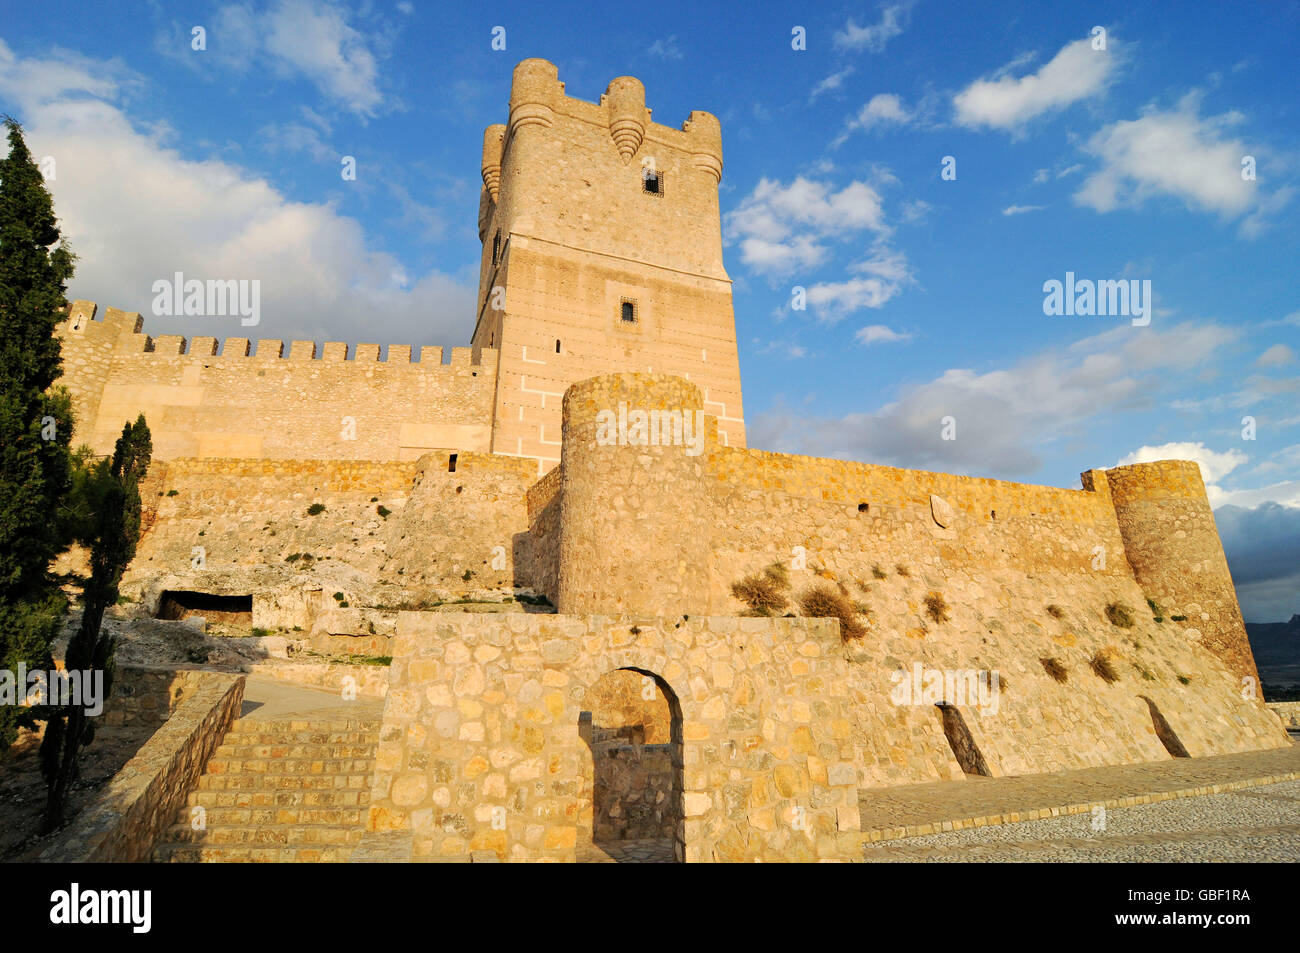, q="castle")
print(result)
[51,60,1289,862]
